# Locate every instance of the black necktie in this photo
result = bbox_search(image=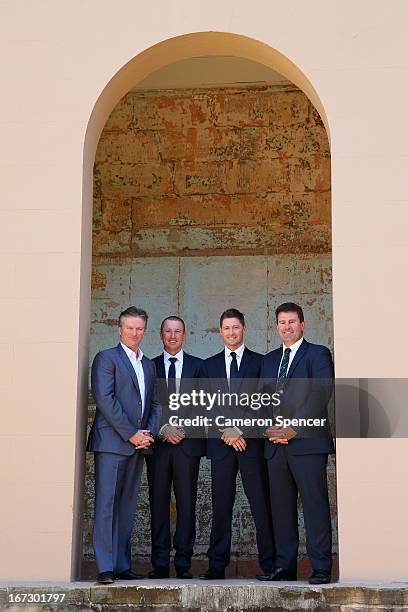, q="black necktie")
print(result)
[168,357,177,396]
[277,347,291,393]
[229,351,239,392]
